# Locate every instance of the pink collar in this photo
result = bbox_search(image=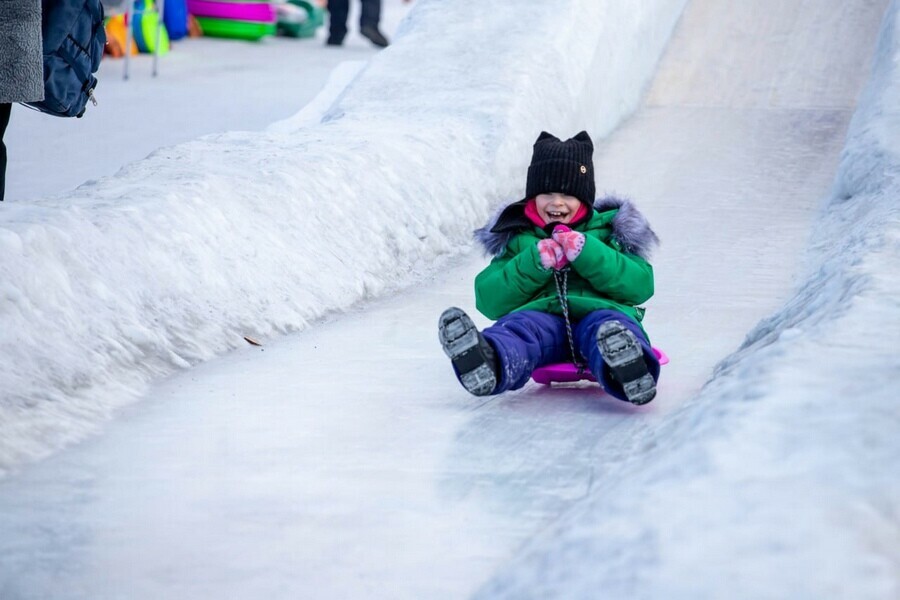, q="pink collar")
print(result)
[524,198,588,228]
